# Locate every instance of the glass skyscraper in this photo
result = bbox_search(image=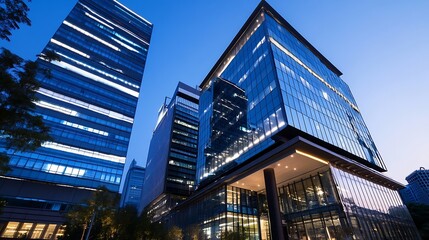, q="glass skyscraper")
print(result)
[120,159,145,208]
[400,167,429,205]
[160,2,420,239]
[197,3,385,183]
[141,82,200,220]
[0,0,152,238]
